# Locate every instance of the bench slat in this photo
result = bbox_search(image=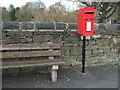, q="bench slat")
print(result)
[2,50,61,59]
[0,43,61,51]
[2,59,65,69]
